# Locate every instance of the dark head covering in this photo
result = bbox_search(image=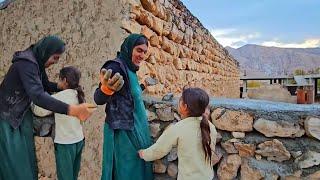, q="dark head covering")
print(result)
[117,34,148,72]
[32,35,65,70]
[31,35,65,82]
